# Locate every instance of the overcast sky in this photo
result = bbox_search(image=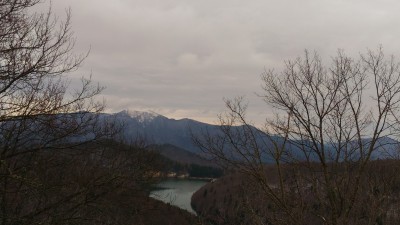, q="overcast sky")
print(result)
[43,0,400,124]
